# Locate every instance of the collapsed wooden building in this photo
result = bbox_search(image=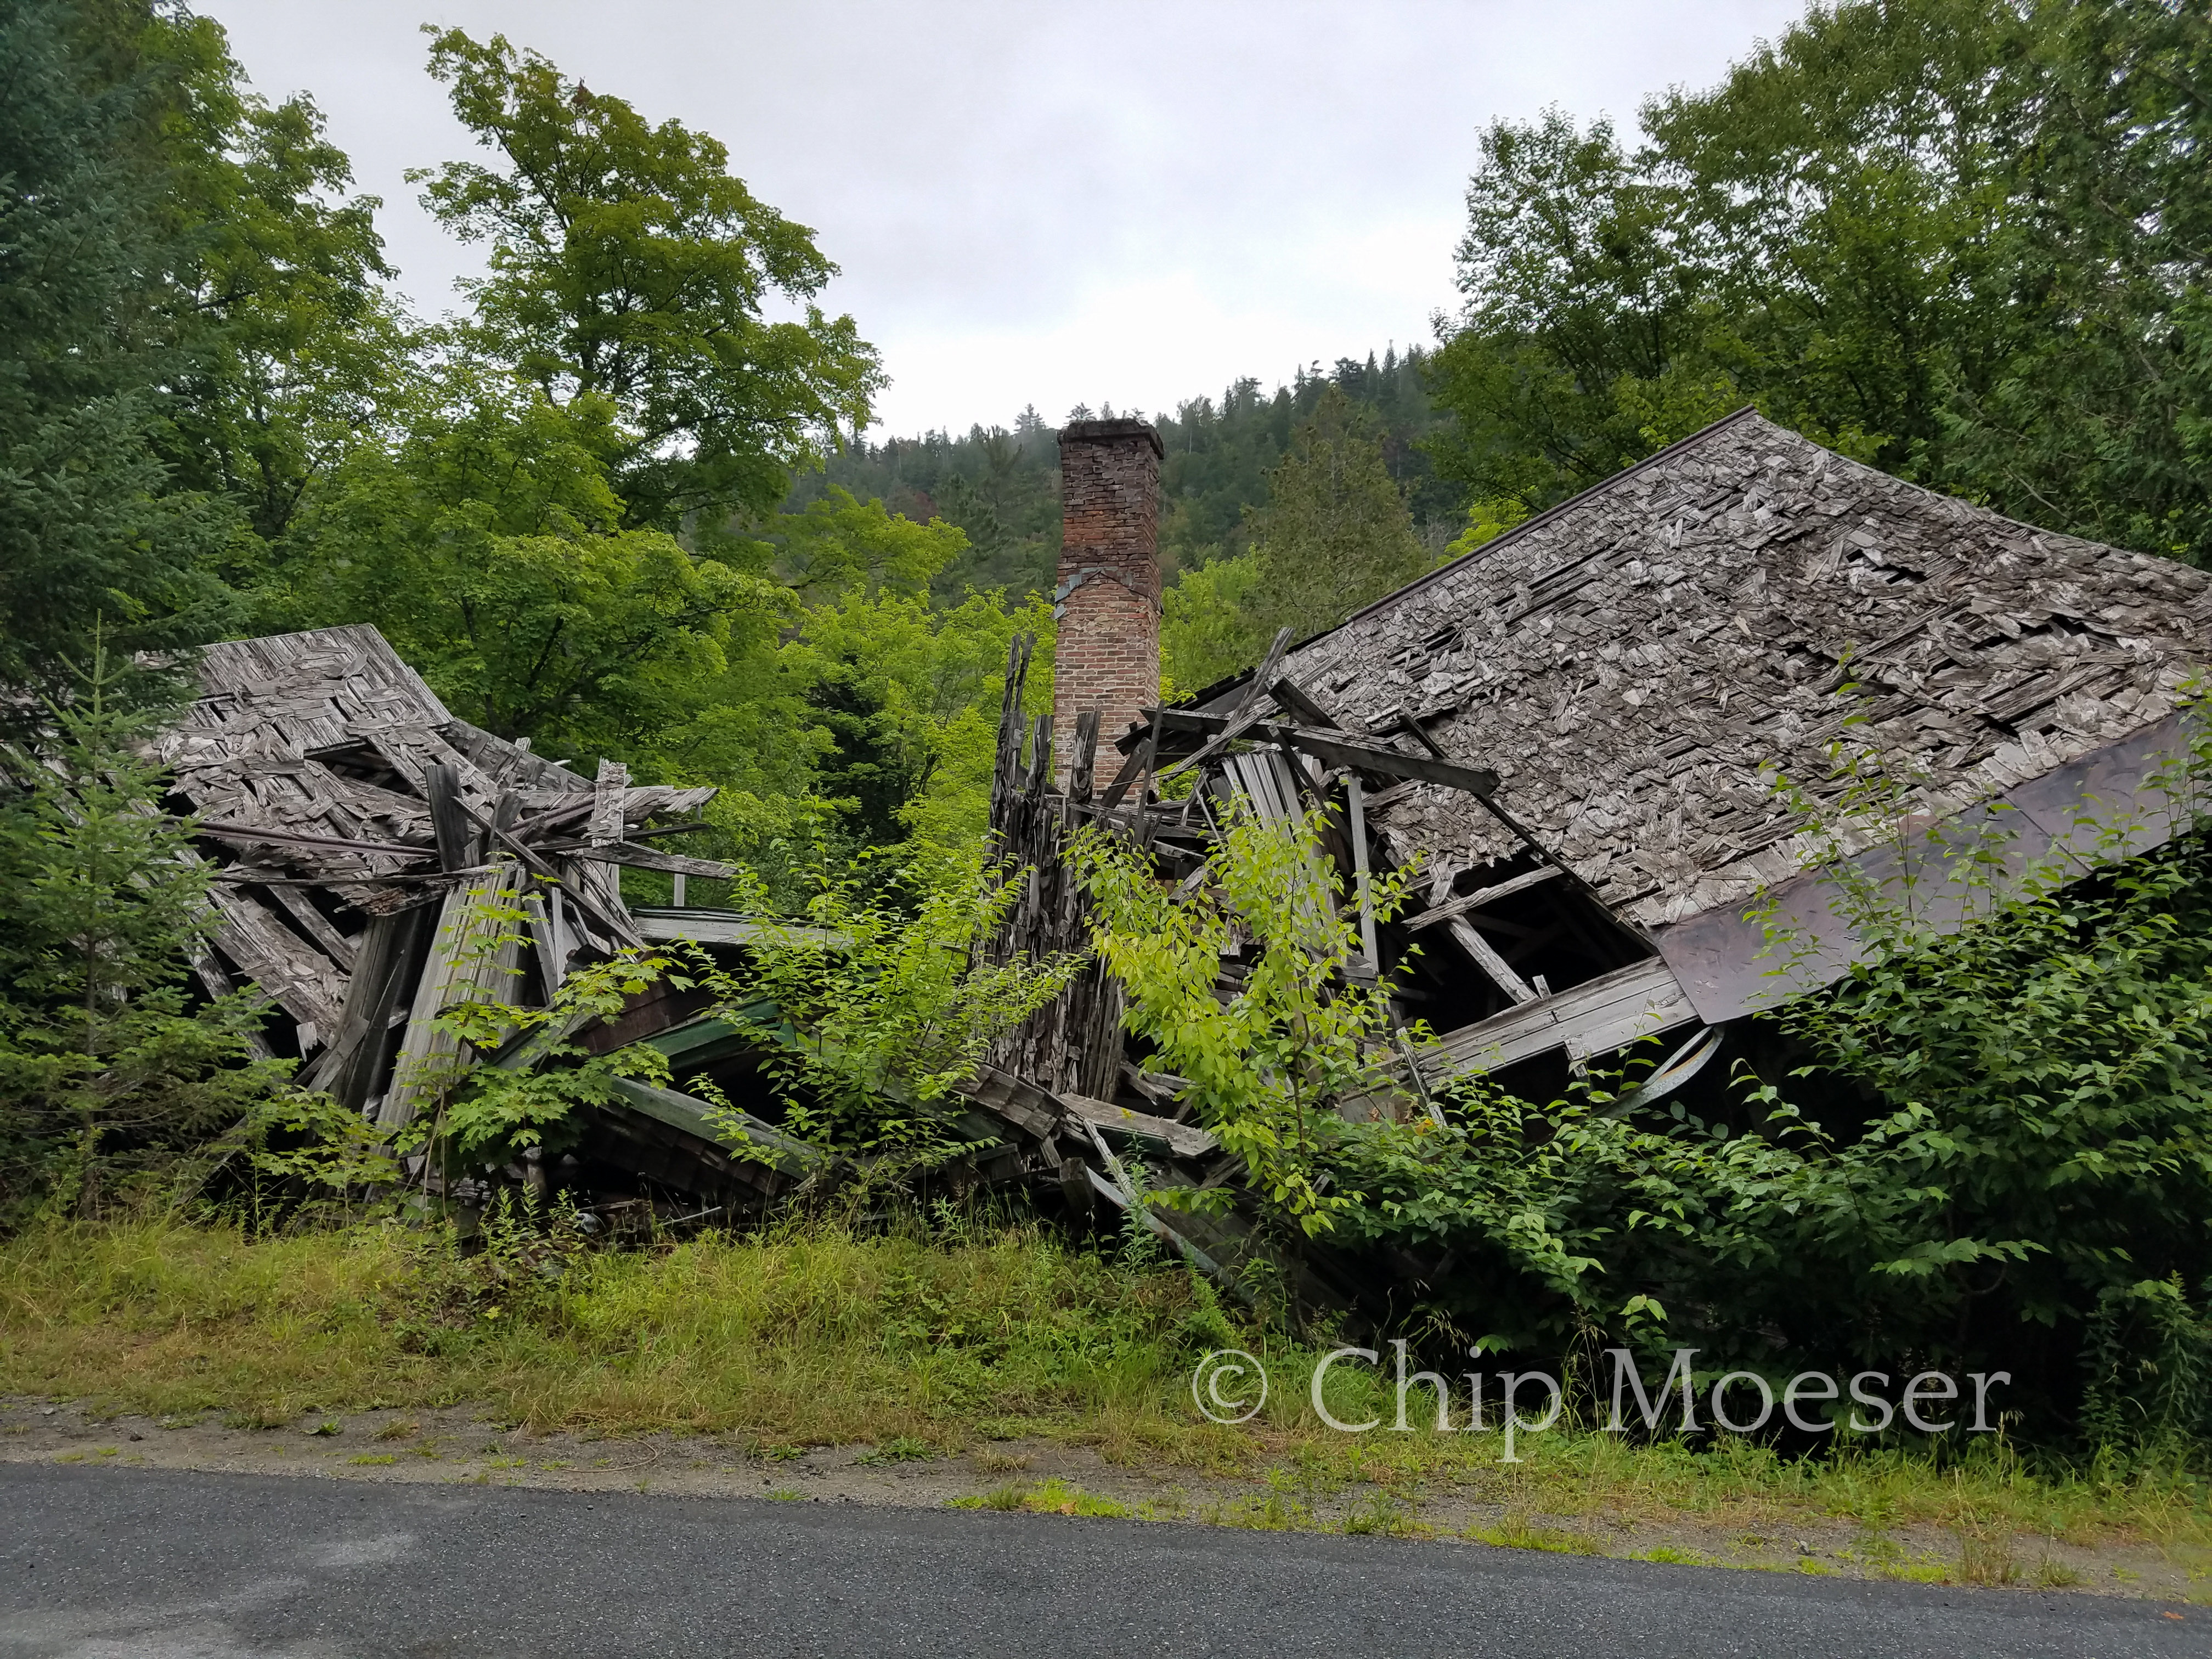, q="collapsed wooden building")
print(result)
[166,405,2212,1293]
